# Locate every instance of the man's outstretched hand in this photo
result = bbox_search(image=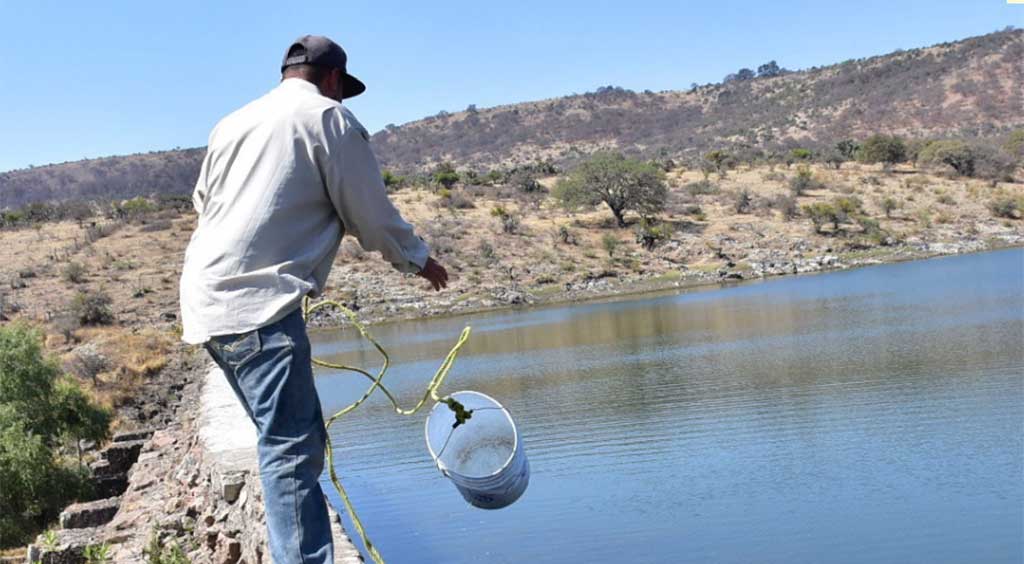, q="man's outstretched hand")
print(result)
[416,256,448,291]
